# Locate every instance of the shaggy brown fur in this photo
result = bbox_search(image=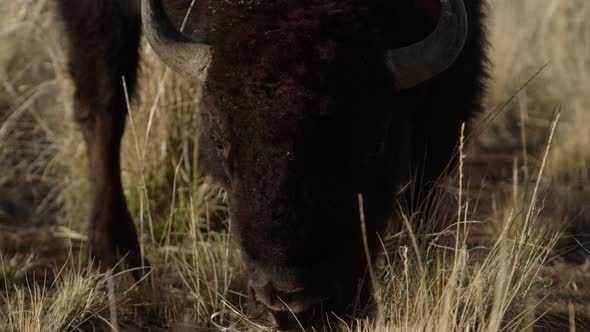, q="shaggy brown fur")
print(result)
[56,0,144,276]
[56,0,487,328]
